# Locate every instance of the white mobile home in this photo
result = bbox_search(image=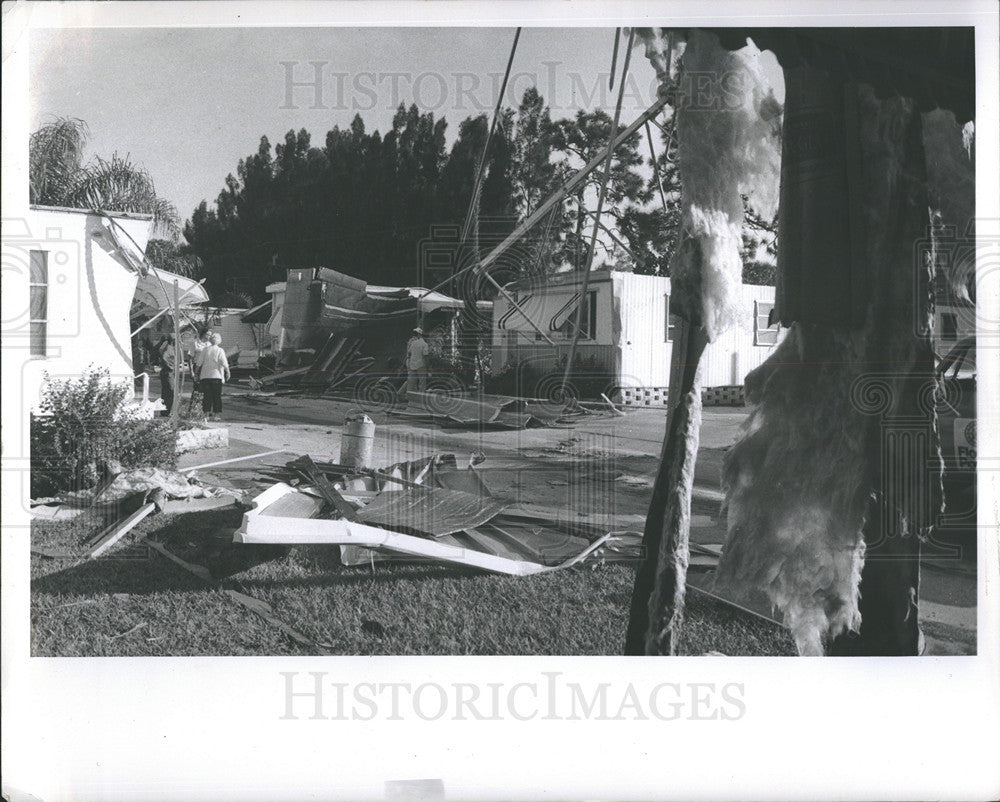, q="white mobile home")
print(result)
[6,207,156,409]
[492,270,782,405]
